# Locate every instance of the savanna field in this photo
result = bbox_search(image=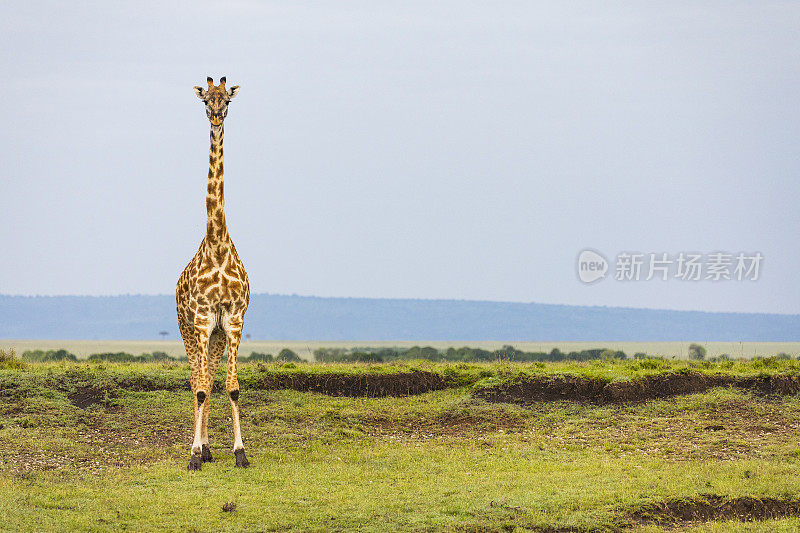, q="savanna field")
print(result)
[4,353,800,532]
